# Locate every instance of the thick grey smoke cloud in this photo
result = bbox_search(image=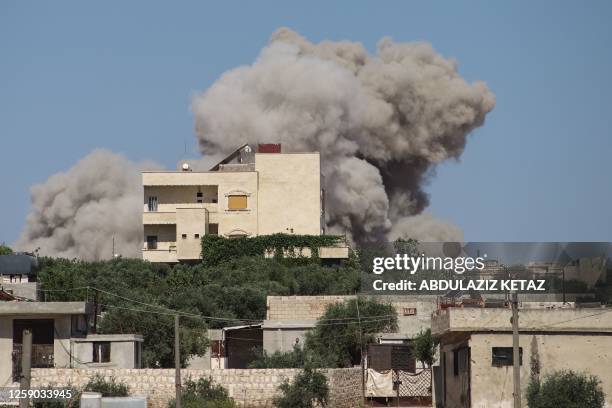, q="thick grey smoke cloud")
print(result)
[16,28,494,260]
[15,149,157,260]
[192,28,495,242]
